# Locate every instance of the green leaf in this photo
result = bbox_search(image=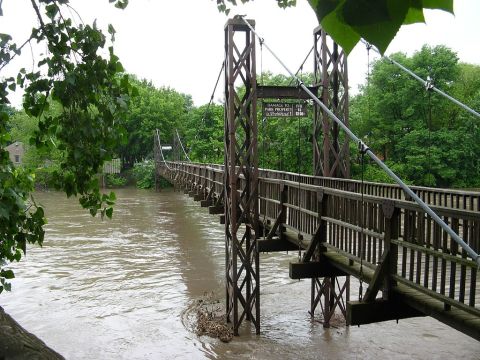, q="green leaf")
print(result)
[404,2,425,25]
[114,0,129,9]
[320,11,360,55]
[1,269,14,279]
[105,207,113,219]
[45,4,59,19]
[108,24,116,42]
[422,0,453,13]
[307,0,454,54]
[0,33,12,47]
